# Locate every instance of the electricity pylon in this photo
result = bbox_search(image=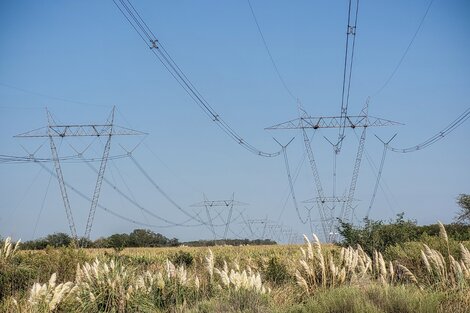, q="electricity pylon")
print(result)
[266,101,401,241]
[191,194,247,243]
[15,107,146,241]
